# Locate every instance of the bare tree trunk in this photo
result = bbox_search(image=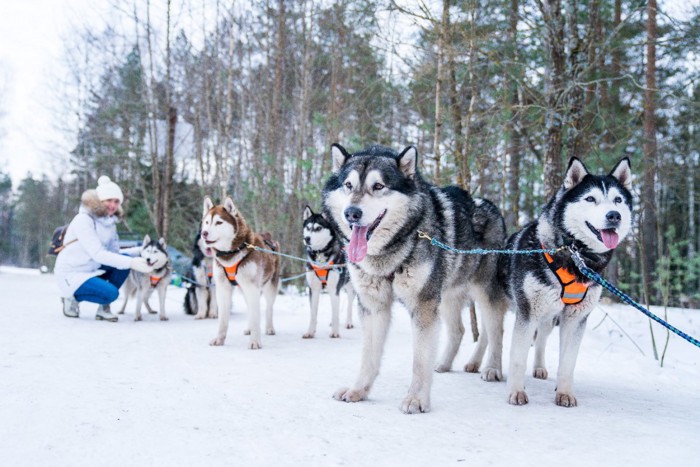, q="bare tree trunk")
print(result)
[463,0,477,194]
[538,0,565,198]
[642,0,659,301]
[432,0,449,185]
[505,0,520,231]
[160,0,174,239]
